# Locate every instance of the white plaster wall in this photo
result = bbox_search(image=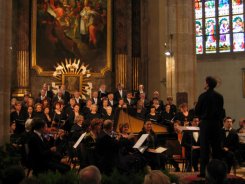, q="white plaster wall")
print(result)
[197,55,245,128]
